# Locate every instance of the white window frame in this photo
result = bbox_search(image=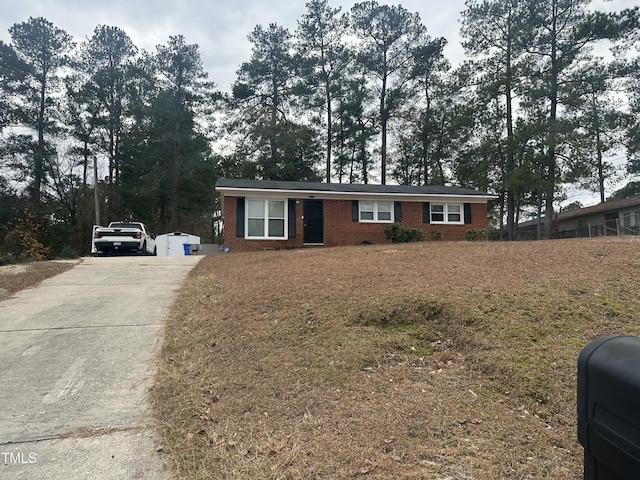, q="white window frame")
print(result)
[430,203,464,224]
[245,198,288,240]
[359,201,394,223]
